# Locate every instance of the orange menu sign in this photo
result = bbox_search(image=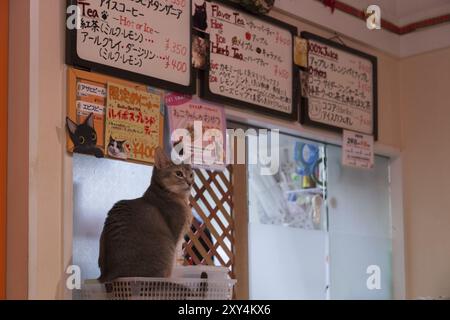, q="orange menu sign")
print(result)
[105,83,163,164]
[73,79,107,151]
